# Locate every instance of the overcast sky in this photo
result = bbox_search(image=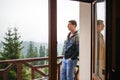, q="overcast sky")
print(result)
[0,0,48,43]
[0,0,79,43]
[97,2,106,39]
[0,0,105,43]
